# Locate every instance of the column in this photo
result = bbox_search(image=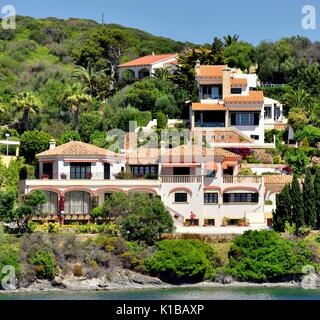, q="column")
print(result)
[225,110,229,128]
